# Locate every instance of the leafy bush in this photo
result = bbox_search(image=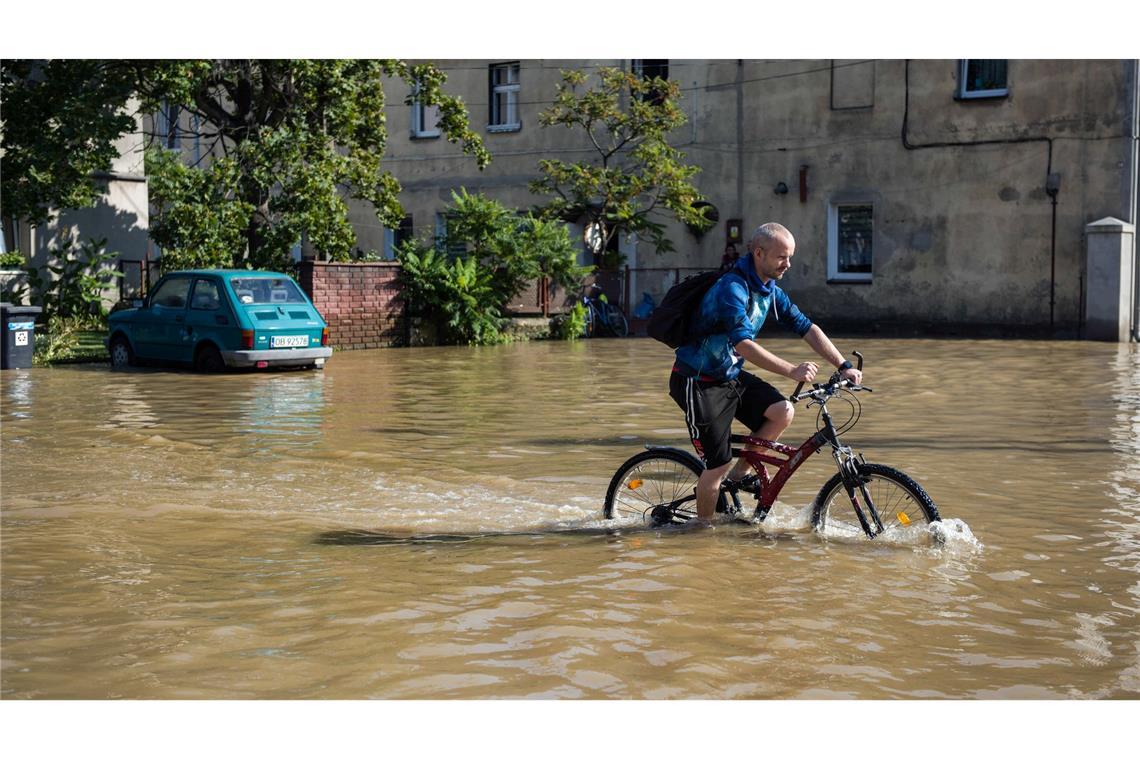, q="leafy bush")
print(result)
[397,190,591,346]
[398,243,505,345]
[21,237,122,325]
[0,250,25,268]
[551,301,588,341]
